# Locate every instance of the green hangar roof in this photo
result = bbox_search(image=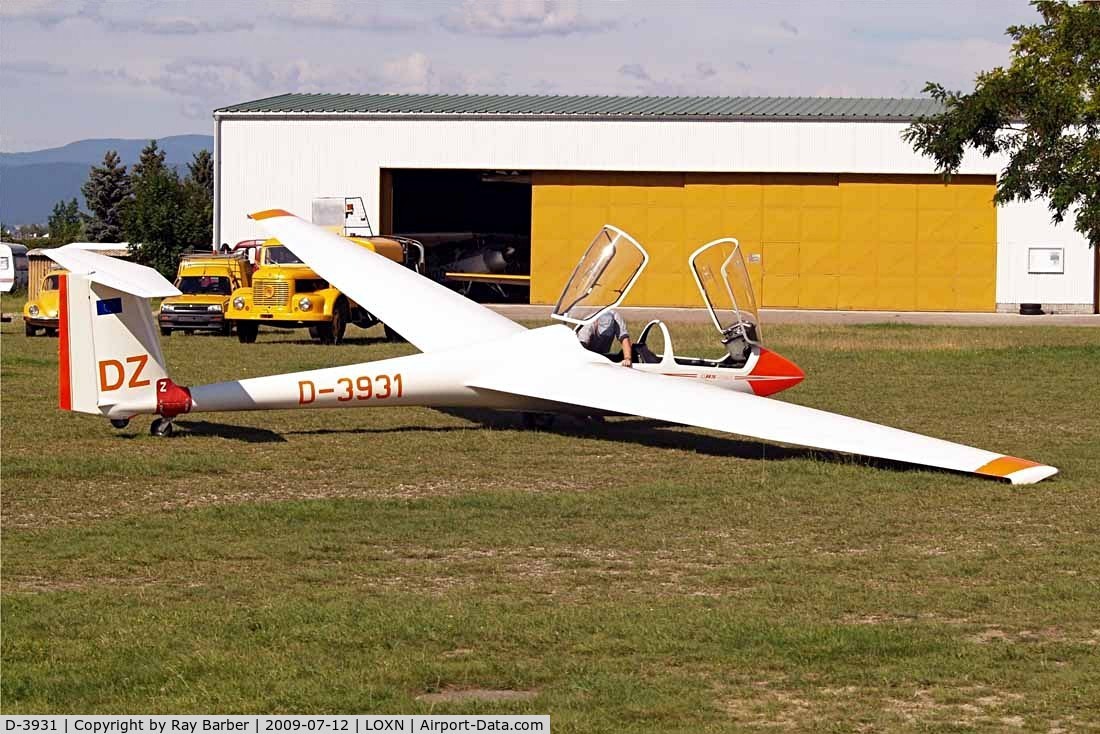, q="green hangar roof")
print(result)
[215,93,943,122]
